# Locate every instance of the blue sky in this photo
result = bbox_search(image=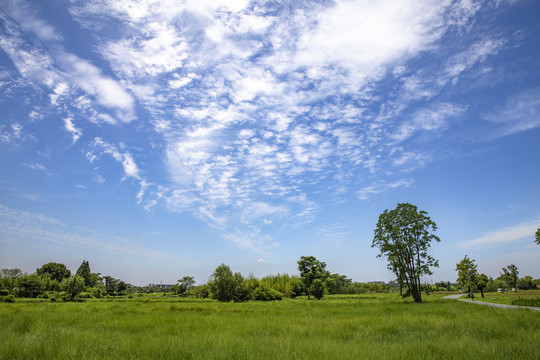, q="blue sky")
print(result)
[1,0,539,286]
